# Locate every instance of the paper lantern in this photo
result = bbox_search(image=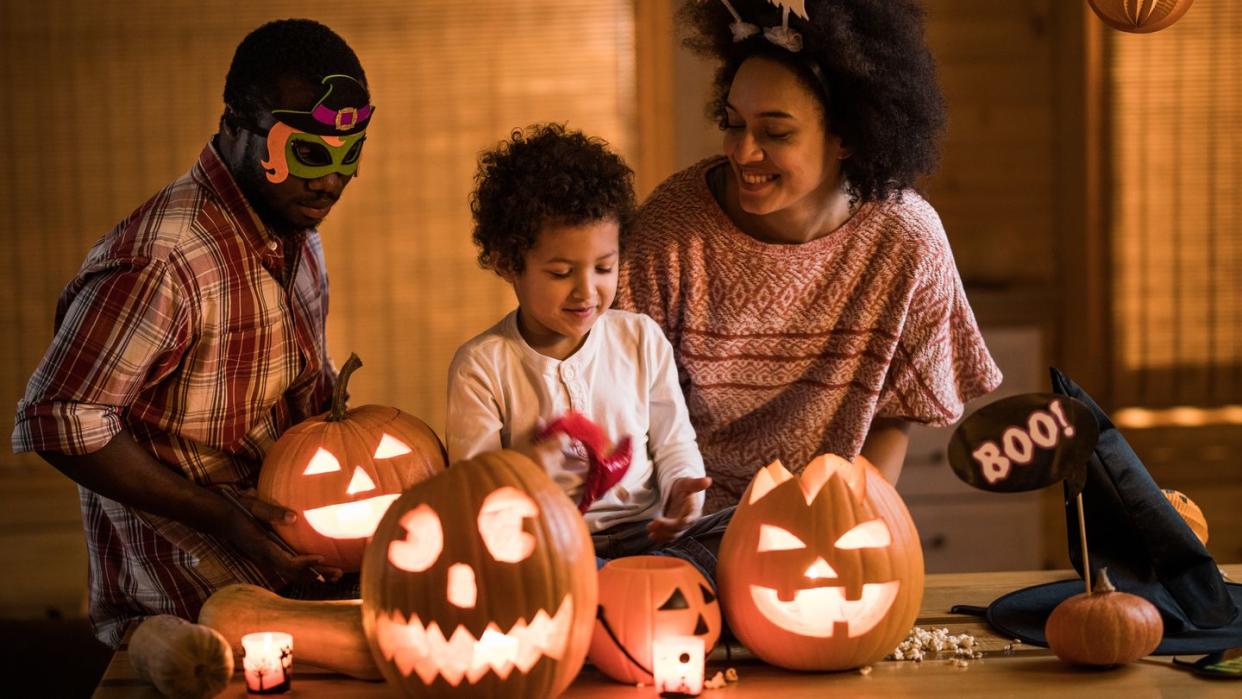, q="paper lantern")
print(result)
[1087,0,1195,34]
[361,450,598,697]
[1162,488,1209,545]
[588,556,720,685]
[717,455,924,670]
[259,353,447,571]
